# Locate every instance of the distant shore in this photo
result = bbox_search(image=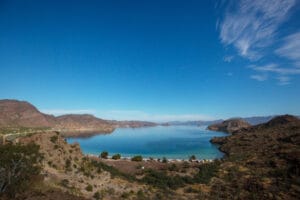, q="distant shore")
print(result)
[86,154,216,163]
